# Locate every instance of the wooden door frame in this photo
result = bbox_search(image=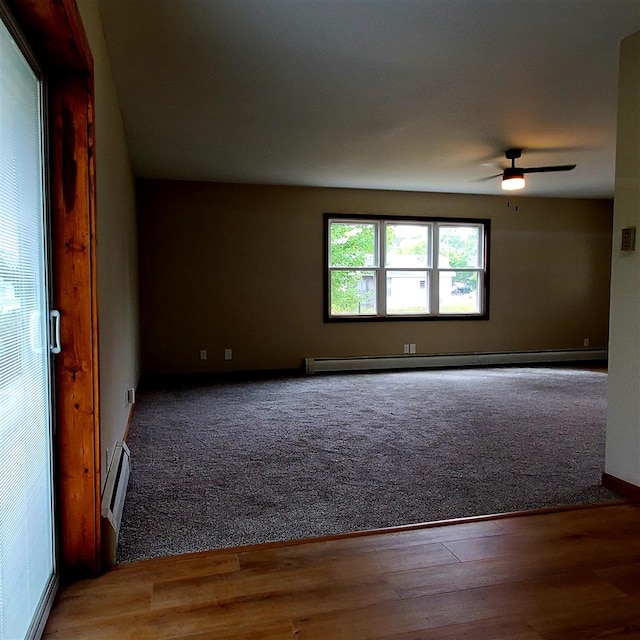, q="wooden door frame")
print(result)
[6,0,101,577]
